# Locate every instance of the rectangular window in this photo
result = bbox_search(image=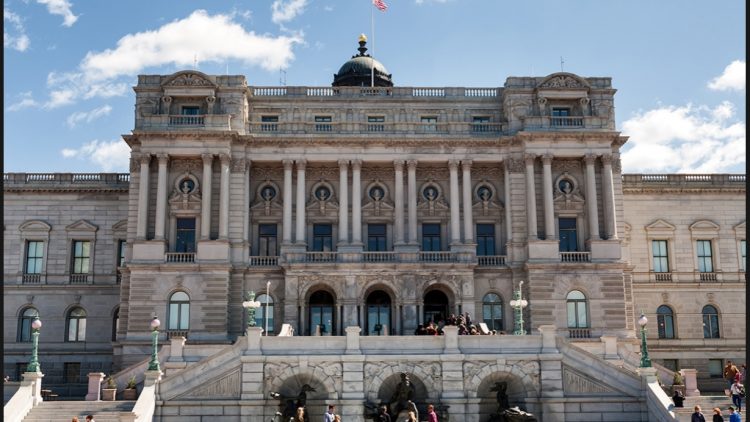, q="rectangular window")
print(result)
[71,241,91,274]
[175,218,196,253]
[661,359,679,372]
[261,115,279,122]
[551,108,572,127]
[741,240,746,271]
[472,116,491,133]
[367,116,385,132]
[261,115,279,132]
[420,116,438,133]
[422,223,441,251]
[117,240,126,267]
[696,240,713,272]
[25,241,44,274]
[258,224,278,256]
[708,359,723,378]
[181,106,200,115]
[367,224,387,251]
[476,224,496,256]
[314,115,332,132]
[652,240,669,272]
[64,362,80,384]
[558,218,578,252]
[312,224,333,252]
